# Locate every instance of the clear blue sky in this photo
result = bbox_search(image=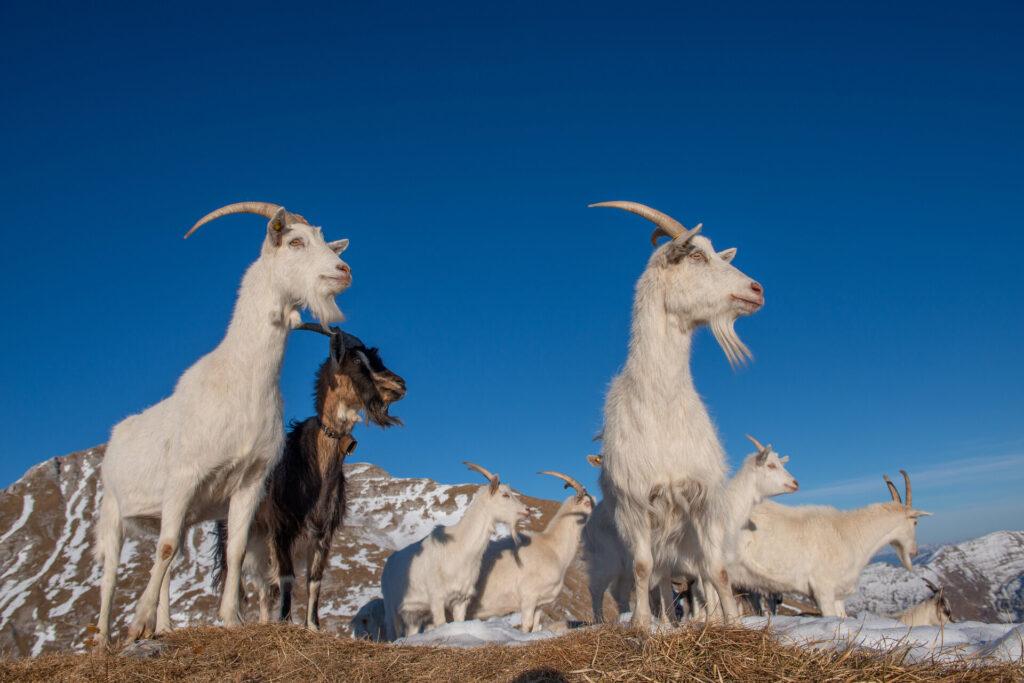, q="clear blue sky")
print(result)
[1,2,1021,545]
